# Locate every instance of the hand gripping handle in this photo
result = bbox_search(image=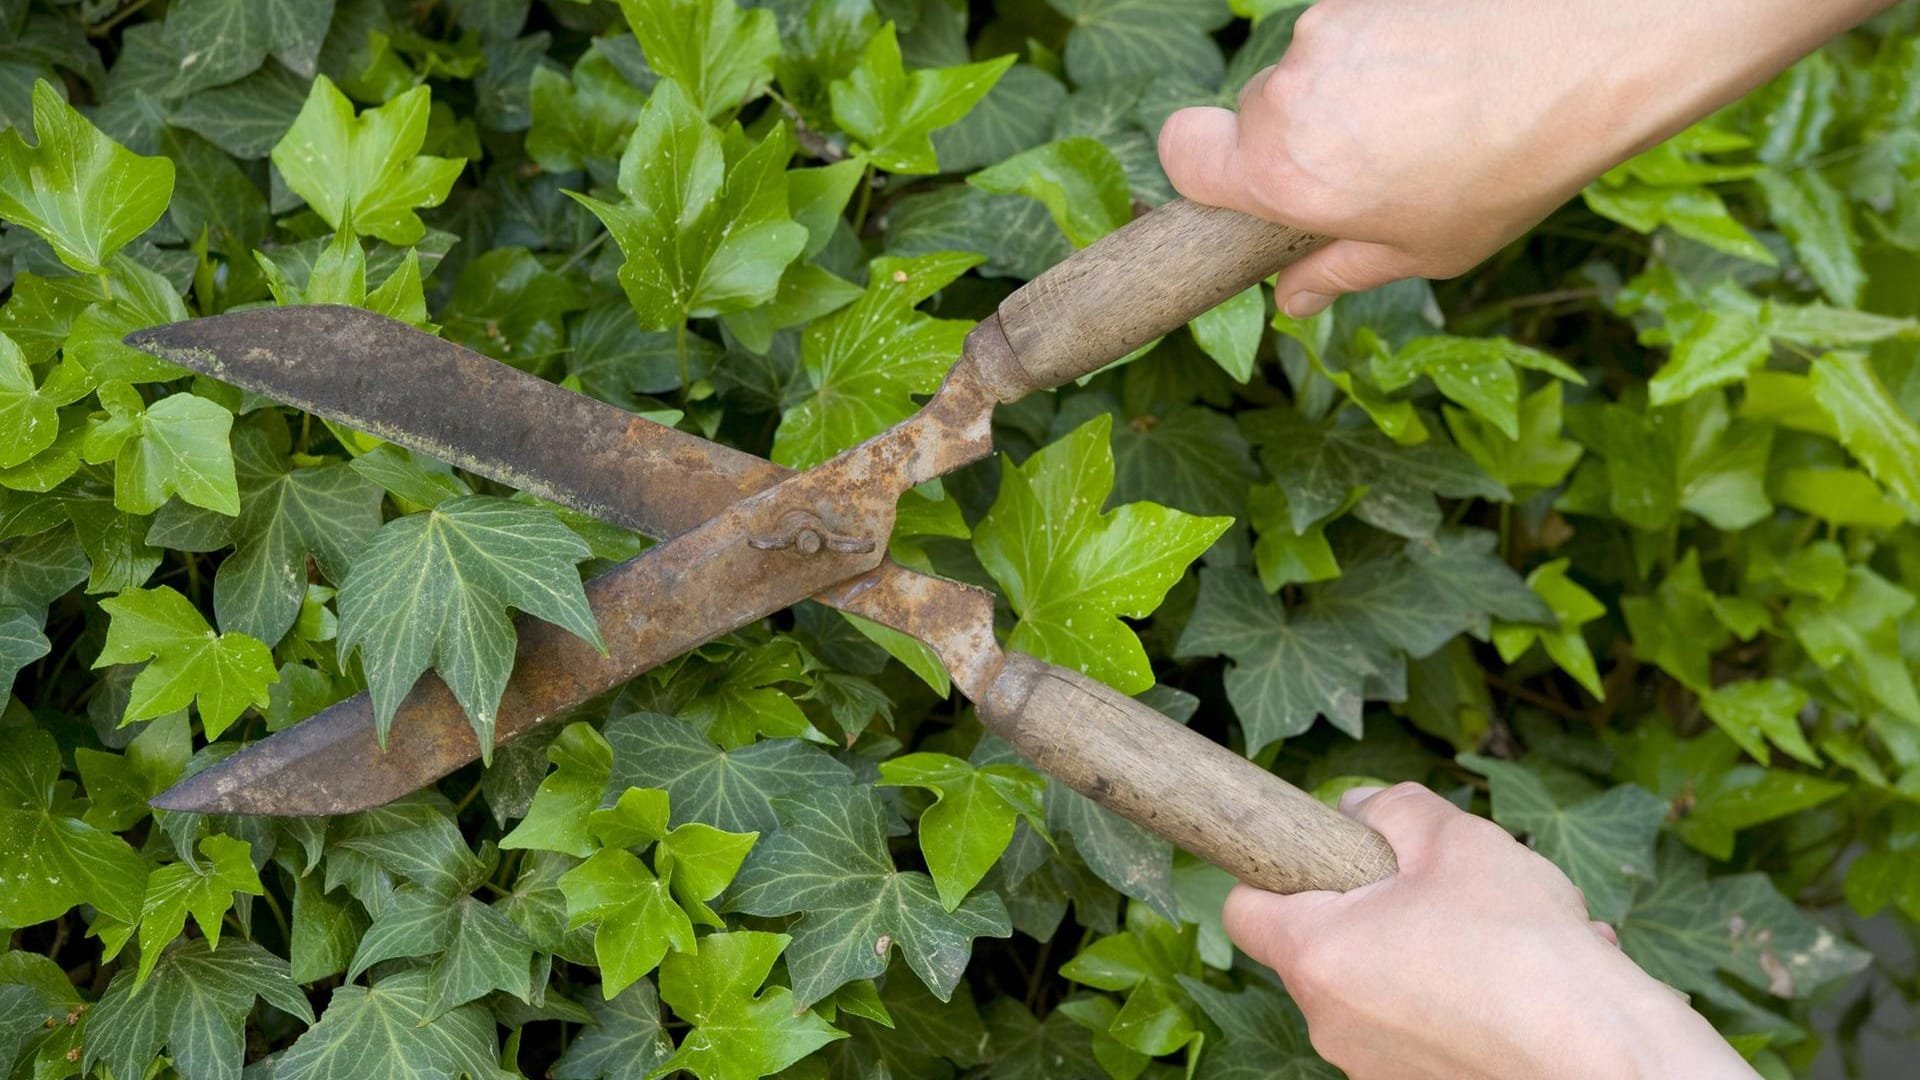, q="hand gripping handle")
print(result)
[967,198,1329,401]
[977,653,1396,894]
